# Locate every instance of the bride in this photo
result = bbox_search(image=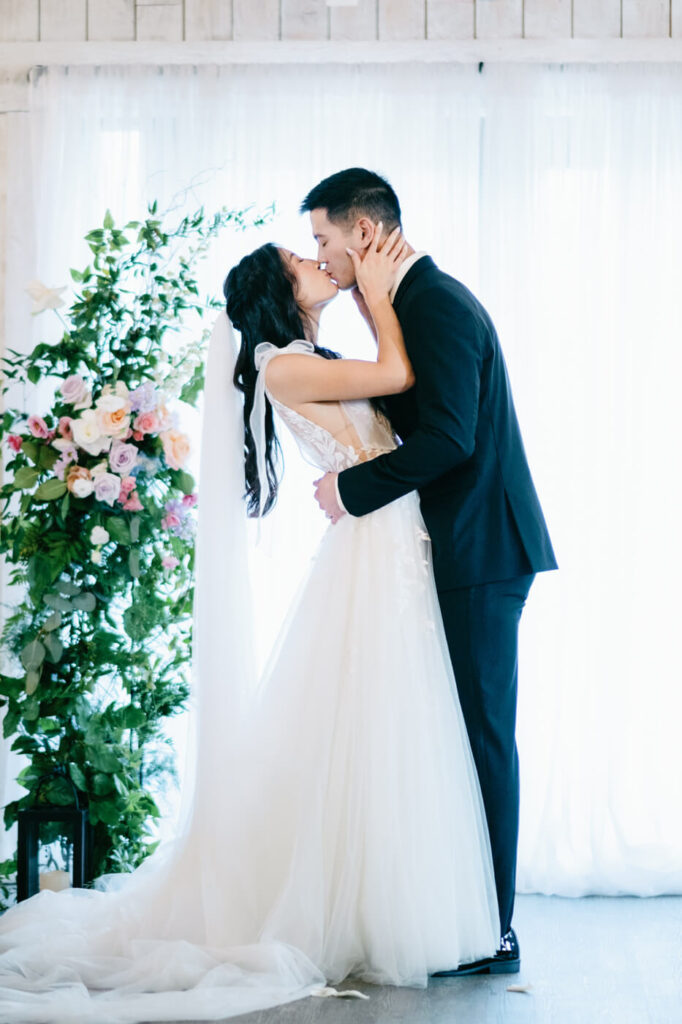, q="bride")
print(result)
[0,226,499,1022]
